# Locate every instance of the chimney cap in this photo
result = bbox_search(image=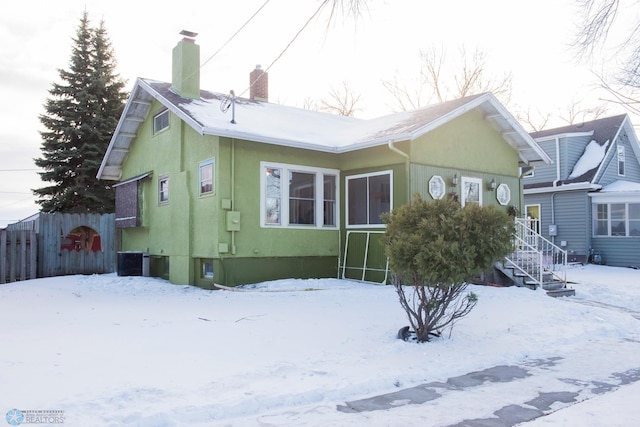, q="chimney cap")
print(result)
[180,30,198,38]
